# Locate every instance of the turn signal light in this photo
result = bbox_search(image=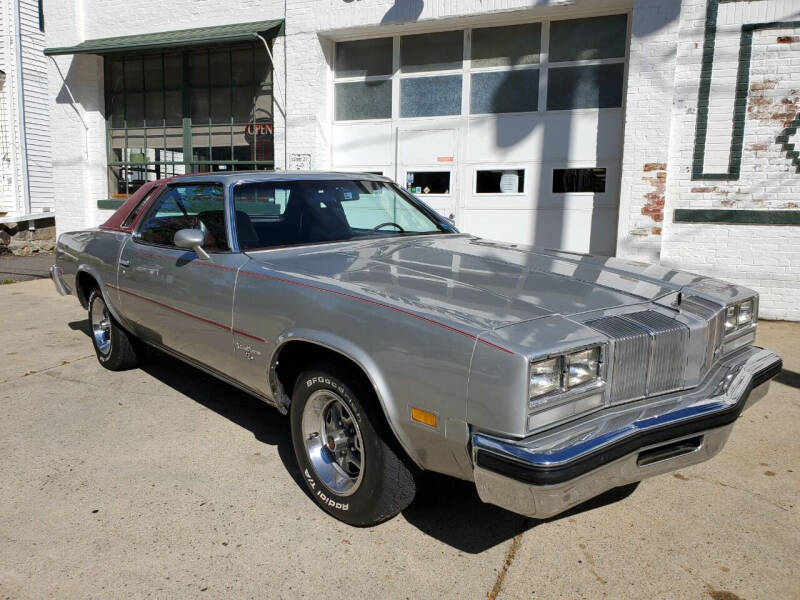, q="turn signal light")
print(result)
[411,407,437,428]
